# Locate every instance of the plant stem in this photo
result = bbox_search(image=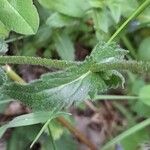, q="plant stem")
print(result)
[91,61,150,73]
[57,117,97,150]
[4,65,96,150]
[0,56,77,68]
[48,124,57,150]
[107,0,150,43]
[5,36,25,43]
[1,56,150,73]
[4,65,25,83]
